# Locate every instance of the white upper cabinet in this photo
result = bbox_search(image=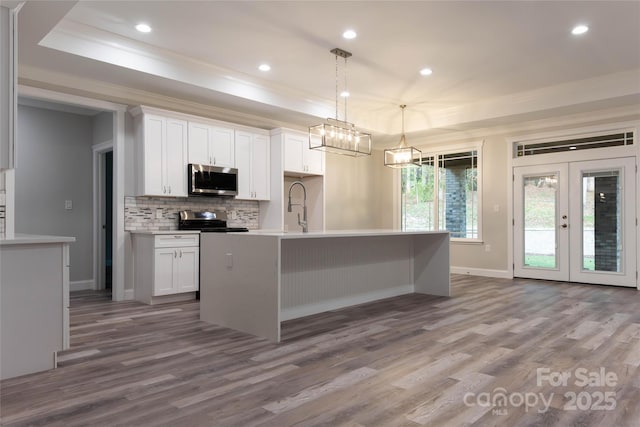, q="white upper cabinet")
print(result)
[283,131,324,175]
[235,130,270,200]
[132,108,188,197]
[187,121,235,167]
